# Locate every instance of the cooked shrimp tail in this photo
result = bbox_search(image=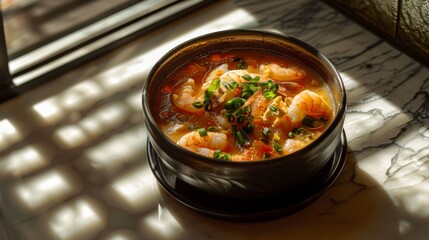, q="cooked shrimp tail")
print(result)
[288,90,332,124]
[172,78,204,114]
[177,131,228,153]
[260,63,305,82]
